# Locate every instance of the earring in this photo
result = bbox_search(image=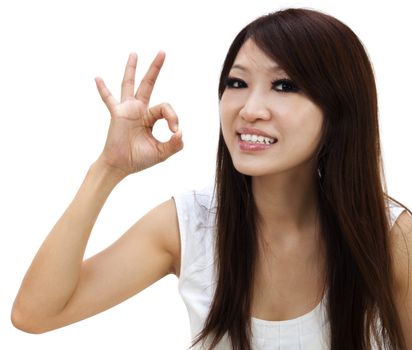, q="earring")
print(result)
[317,167,322,179]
